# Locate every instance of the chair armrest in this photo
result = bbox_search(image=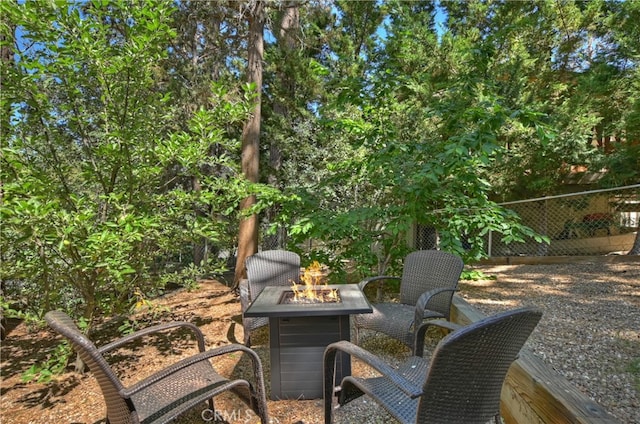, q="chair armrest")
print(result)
[97,321,206,355]
[121,343,266,397]
[414,287,458,323]
[357,276,400,291]
[324,340,423,399]
[413,320,463,357]
[239,278,251,313]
